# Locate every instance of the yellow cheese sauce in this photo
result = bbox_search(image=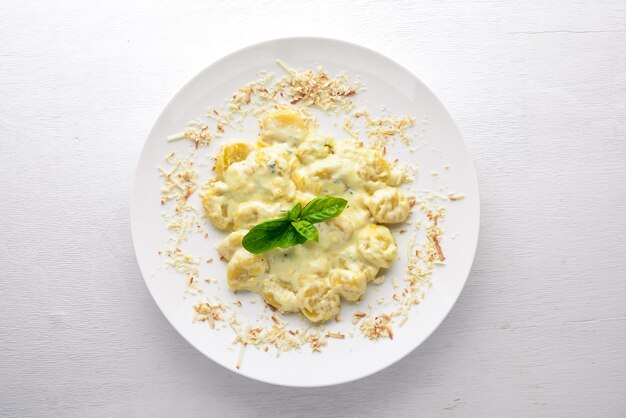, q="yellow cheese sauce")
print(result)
[202,106,410,322]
